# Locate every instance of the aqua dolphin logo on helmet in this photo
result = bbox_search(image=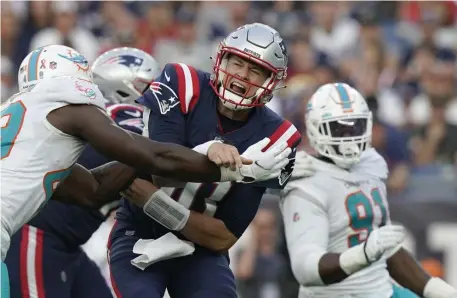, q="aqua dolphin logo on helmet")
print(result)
[58,51,90,72]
